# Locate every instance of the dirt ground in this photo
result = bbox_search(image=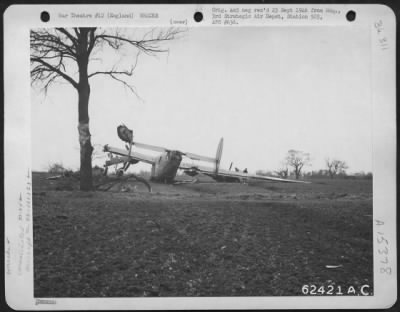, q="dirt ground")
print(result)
[33,172,373,297]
